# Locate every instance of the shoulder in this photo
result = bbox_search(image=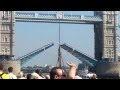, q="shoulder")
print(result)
[8,73,17,79]
[2,73,9,79]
